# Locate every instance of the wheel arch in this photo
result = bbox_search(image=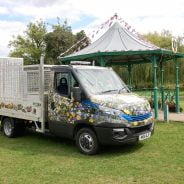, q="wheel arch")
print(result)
[0,116,8,131]
[73,121,96,140]
[1,116,26,137]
